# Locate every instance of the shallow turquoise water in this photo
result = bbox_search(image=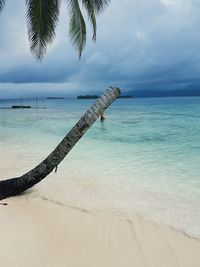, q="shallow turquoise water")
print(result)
[0,97,200,237]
